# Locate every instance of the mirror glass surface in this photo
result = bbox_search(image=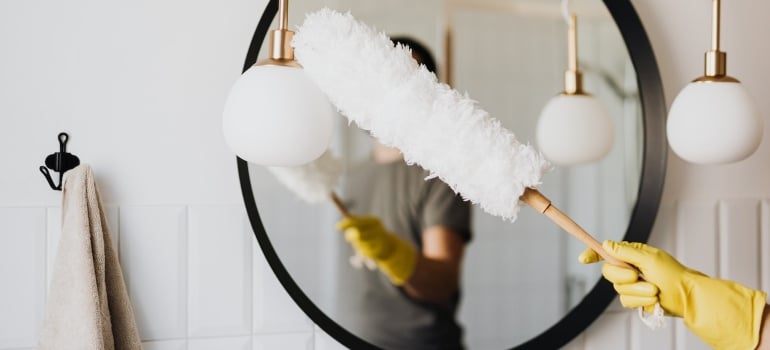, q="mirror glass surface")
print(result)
[249,0,642,348]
